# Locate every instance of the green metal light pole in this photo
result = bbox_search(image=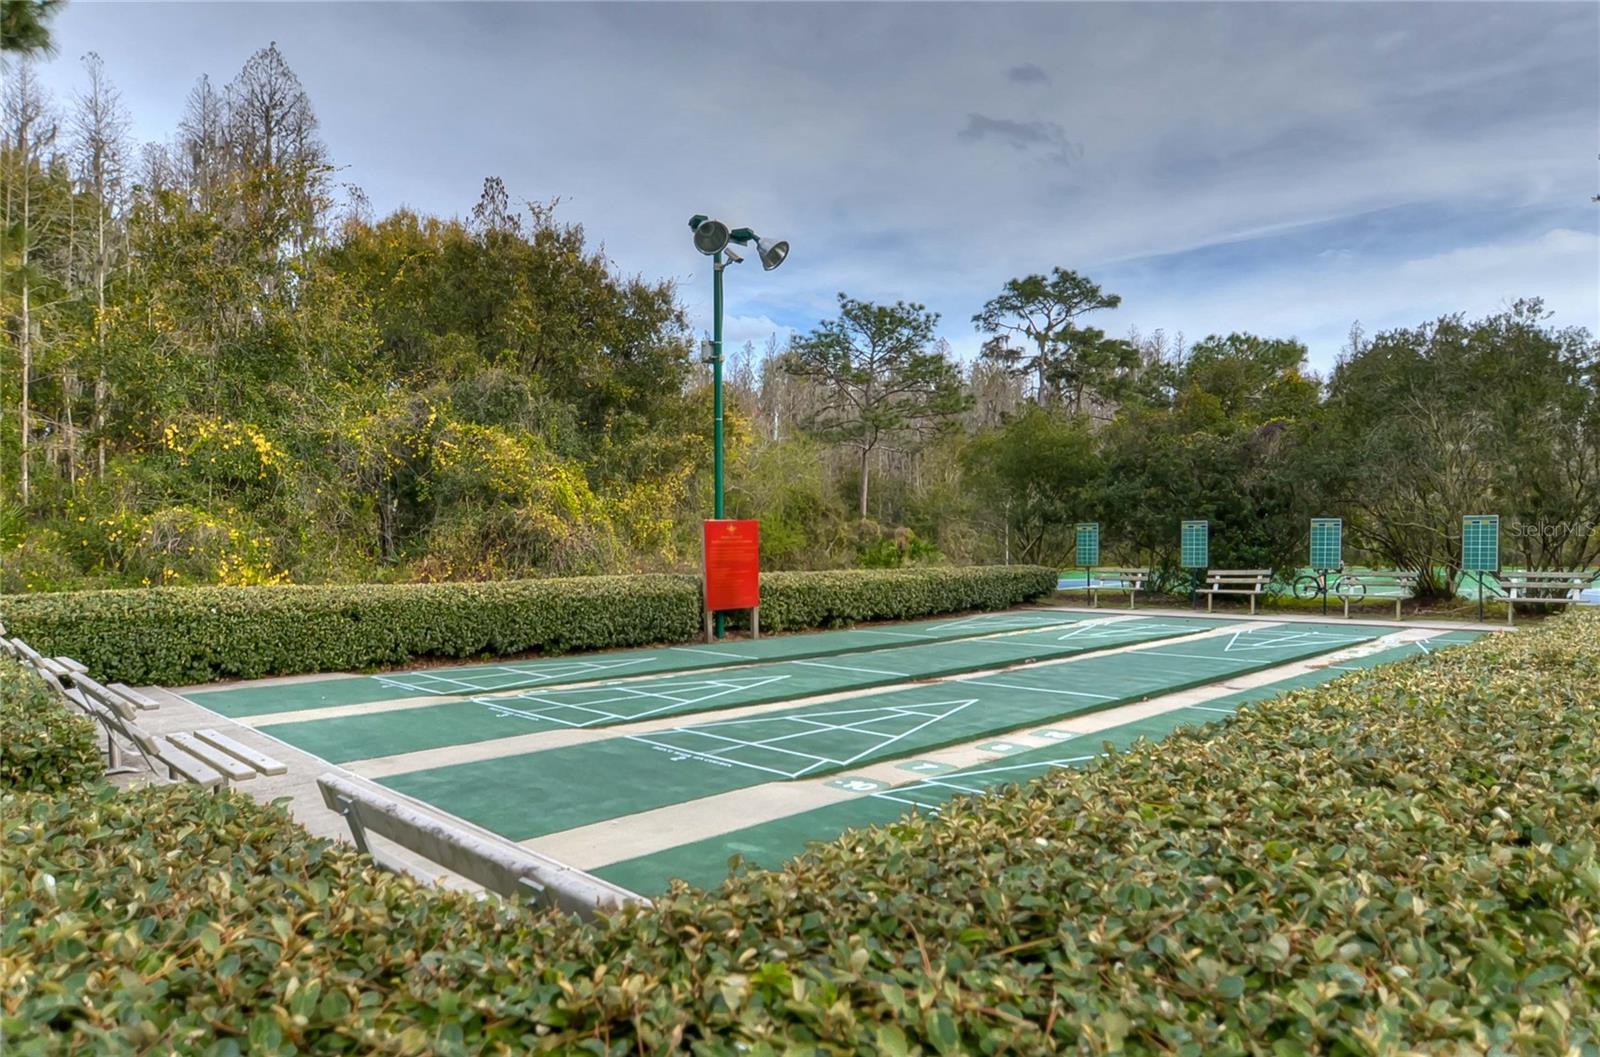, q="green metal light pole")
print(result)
[688,215,790,635]
[711,249,725,518]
